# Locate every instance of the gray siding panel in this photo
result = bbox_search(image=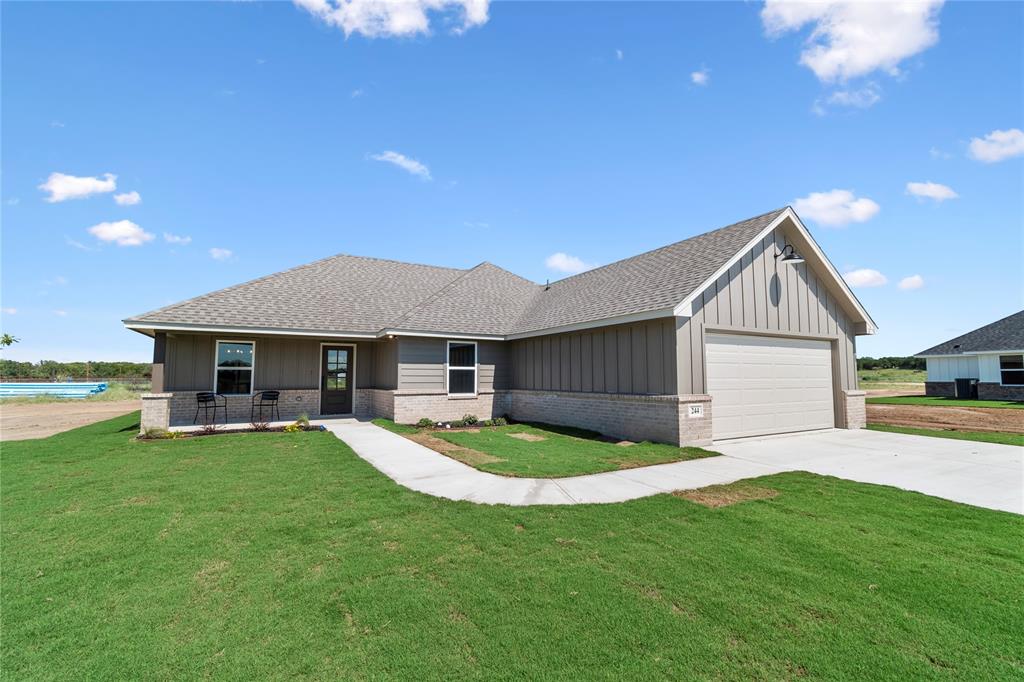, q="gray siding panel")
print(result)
[396,337,511,393]
[509,318,677,396]
[676,225,859,394]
